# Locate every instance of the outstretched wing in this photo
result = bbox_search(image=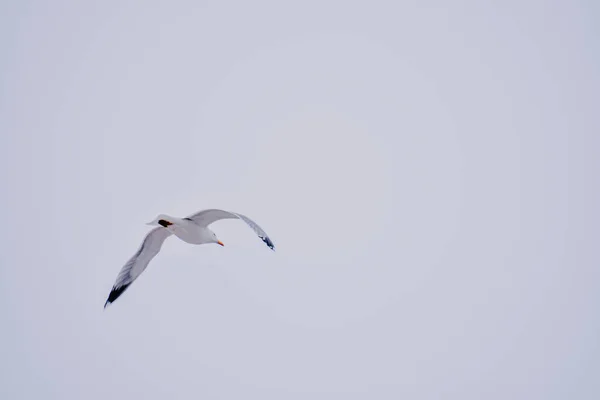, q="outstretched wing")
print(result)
[185,209,275,250]
[104,227,172,308]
